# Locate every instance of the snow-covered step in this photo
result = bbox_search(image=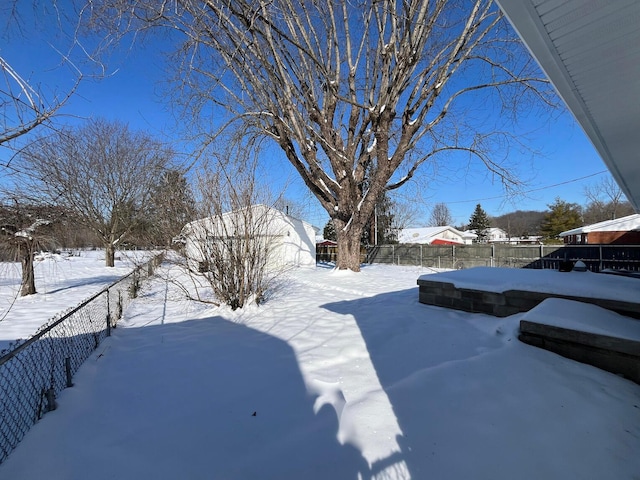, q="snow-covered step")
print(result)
[519,298,640,383]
